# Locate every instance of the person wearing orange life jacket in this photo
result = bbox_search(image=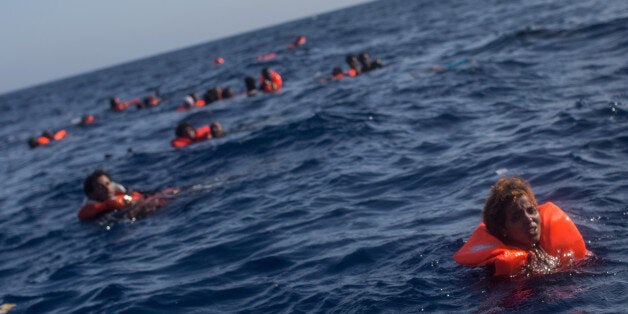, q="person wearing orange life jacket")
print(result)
[110,97,141,111]
[27,129,67,148]
[78,169,178,221]
[170,121,224,148]
[78,170,145,220]
[331,67,347,80]
[260,68,283,92]
[177,93,206,112]
[288,35,306,49]
[453,176,592,277]
[80,114,95,125]
[137,94,161,110]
